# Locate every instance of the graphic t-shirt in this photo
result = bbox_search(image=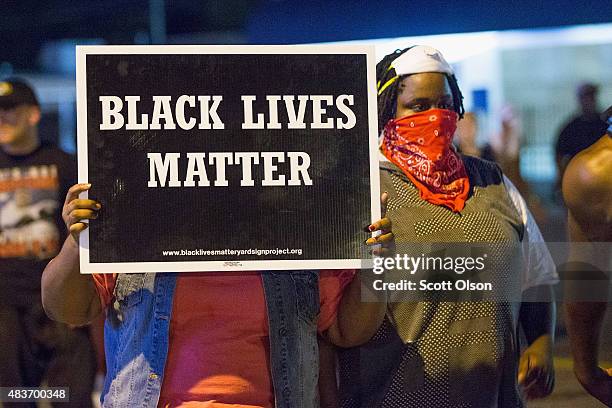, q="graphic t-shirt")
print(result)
[0,143,75,306]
